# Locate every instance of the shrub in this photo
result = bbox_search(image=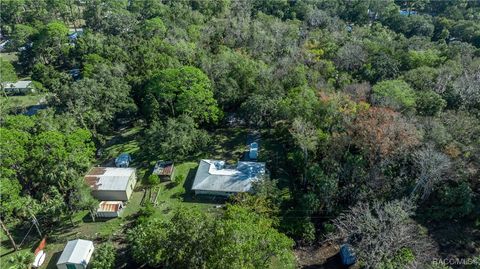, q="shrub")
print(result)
[90,242,116,269]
